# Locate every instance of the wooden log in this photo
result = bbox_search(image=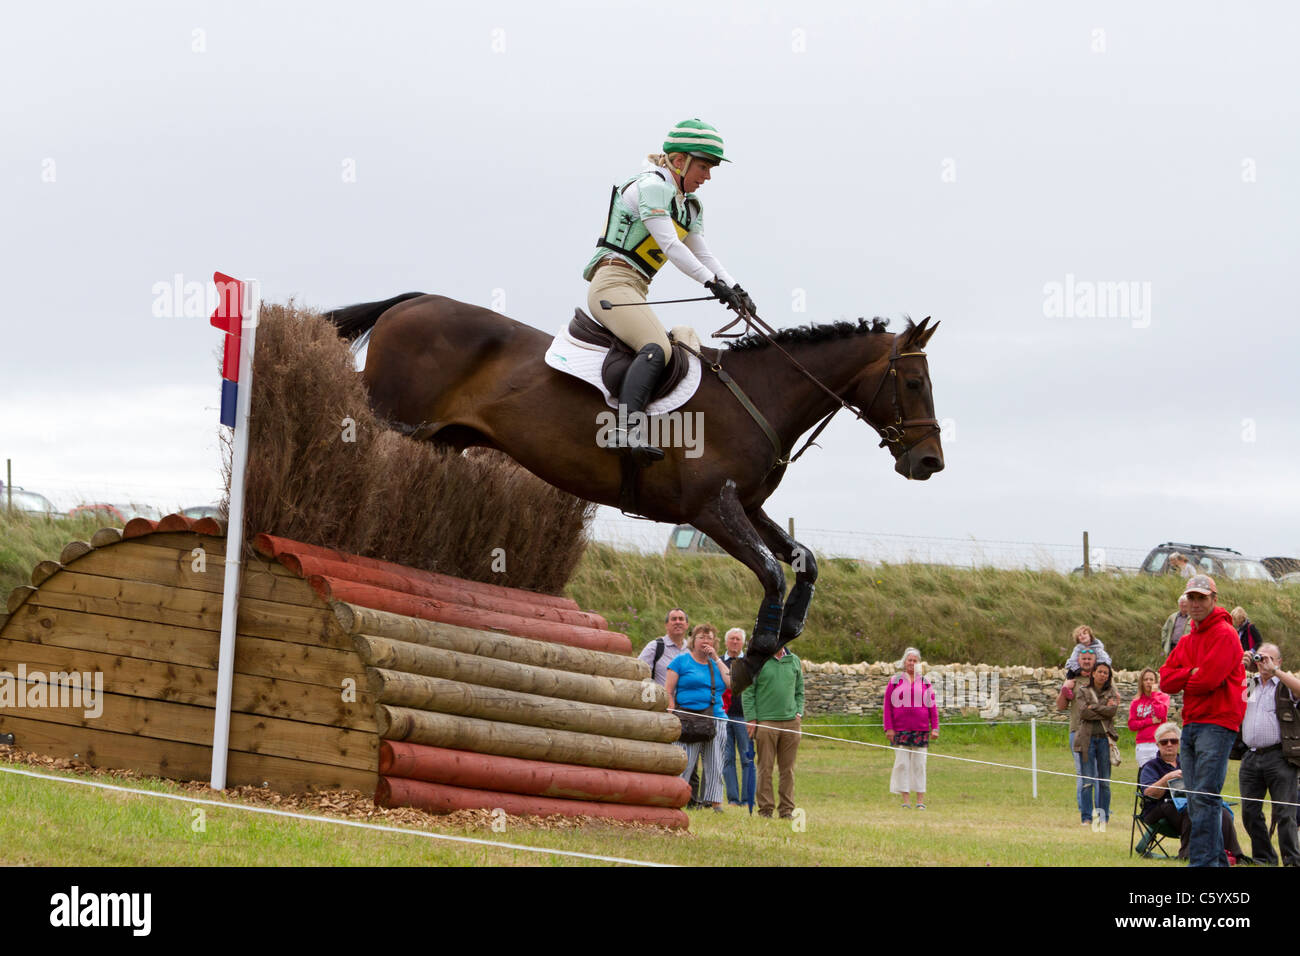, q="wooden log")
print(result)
[7,586,36,615]
[367,668,679,743]
[0,713,376,793]
[122,517,159,538]
[377,776,689,829]
[379,741,691,808]
[377,705,687,775]
[315,577,631,654]
[279,552,606,630]
[0,637,376,730]
[355,634,664,711]
[90,527,123,548]
[253,533,580,611]
[193,516,226,536]
[31,561,61,587]
[155,514,195,532]
[333,602,646,681]
[58,541,94,566]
